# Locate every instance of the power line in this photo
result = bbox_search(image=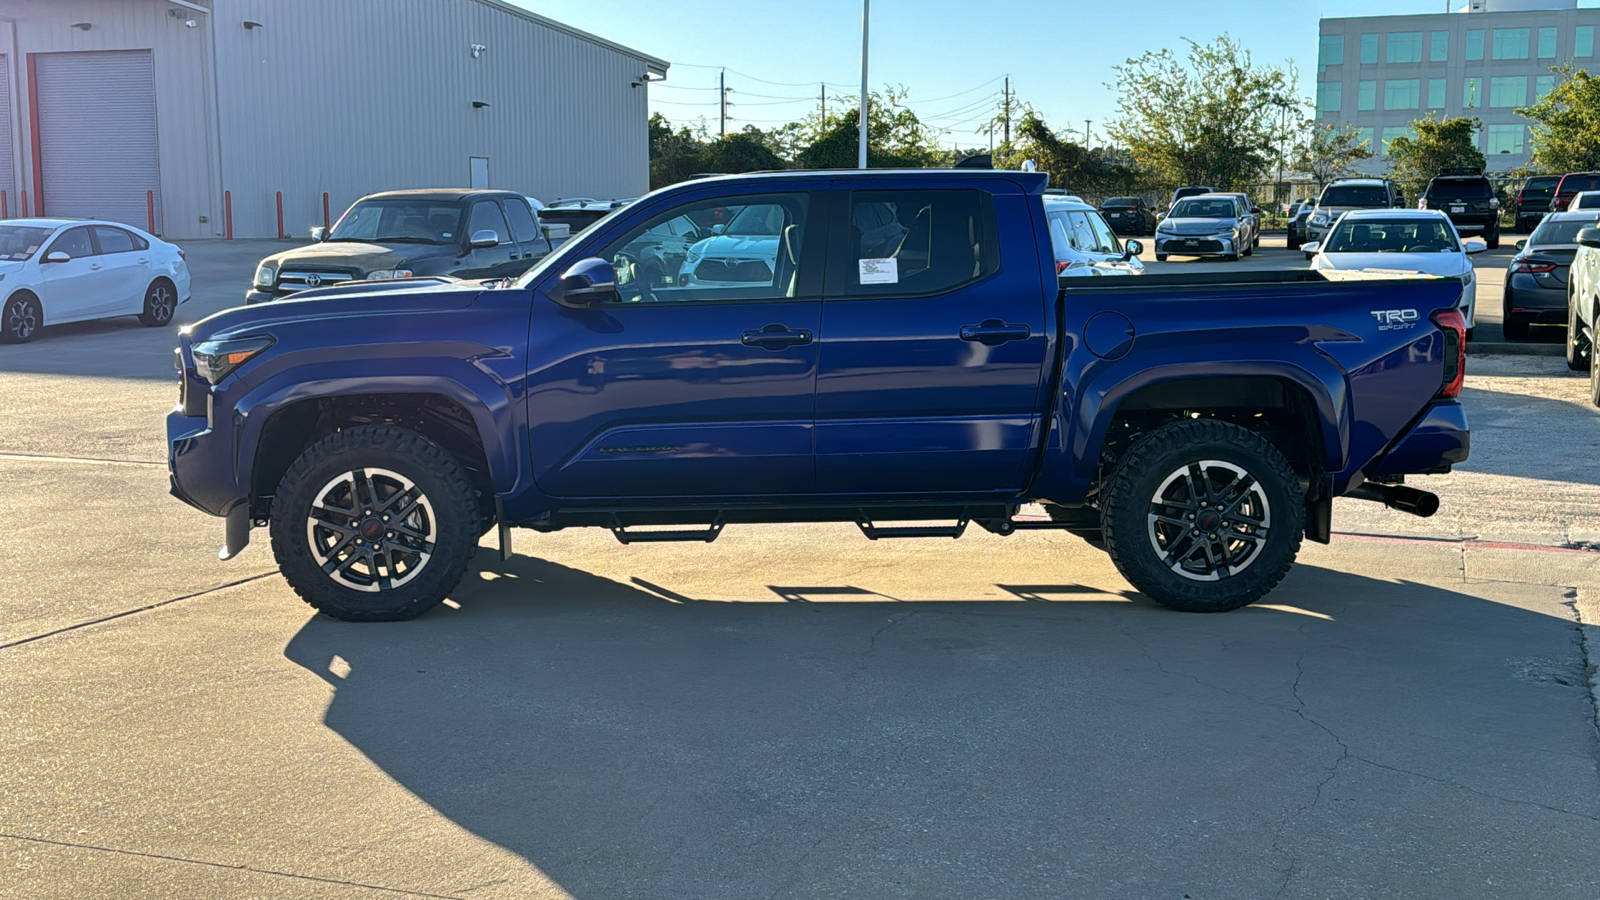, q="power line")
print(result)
[910,76,1006,105]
